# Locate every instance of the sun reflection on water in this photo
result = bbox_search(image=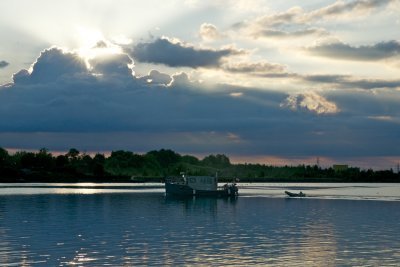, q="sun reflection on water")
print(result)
[0,184,400,266]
